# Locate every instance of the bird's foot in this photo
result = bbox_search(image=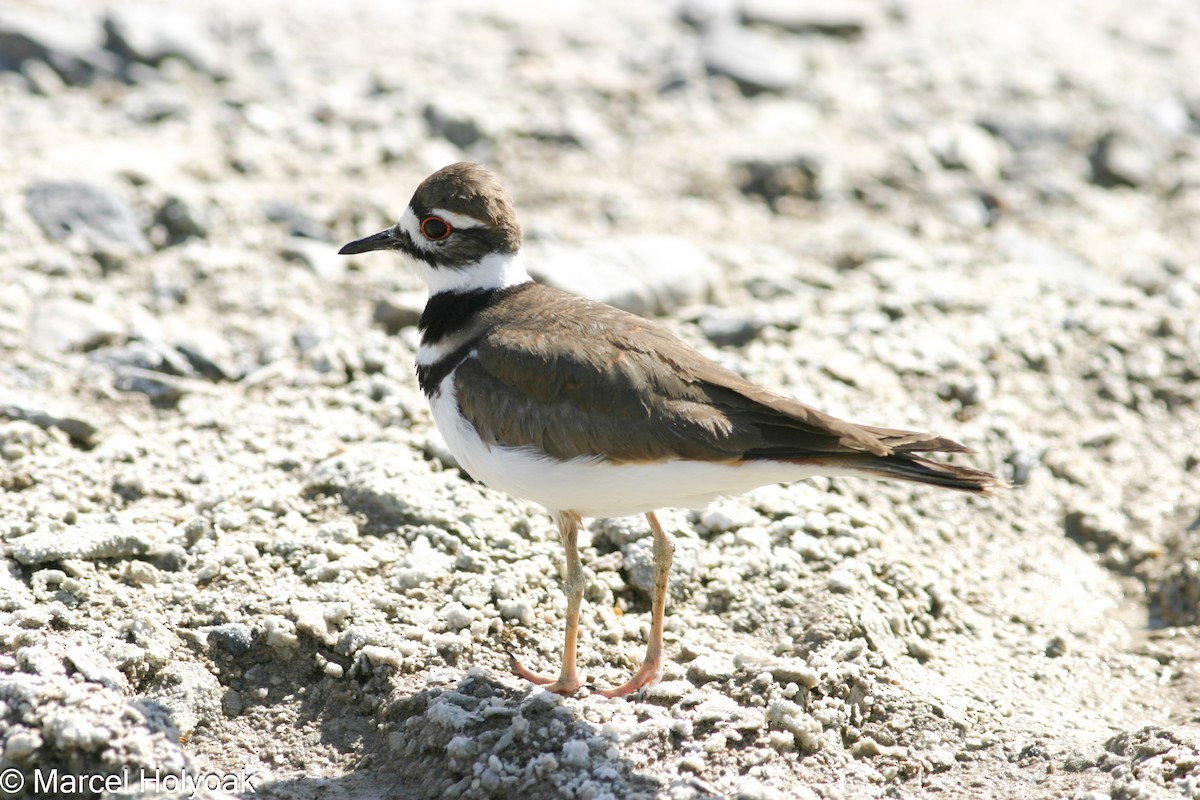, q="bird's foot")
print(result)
[508,652,583,695]
[597,654,664,699]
